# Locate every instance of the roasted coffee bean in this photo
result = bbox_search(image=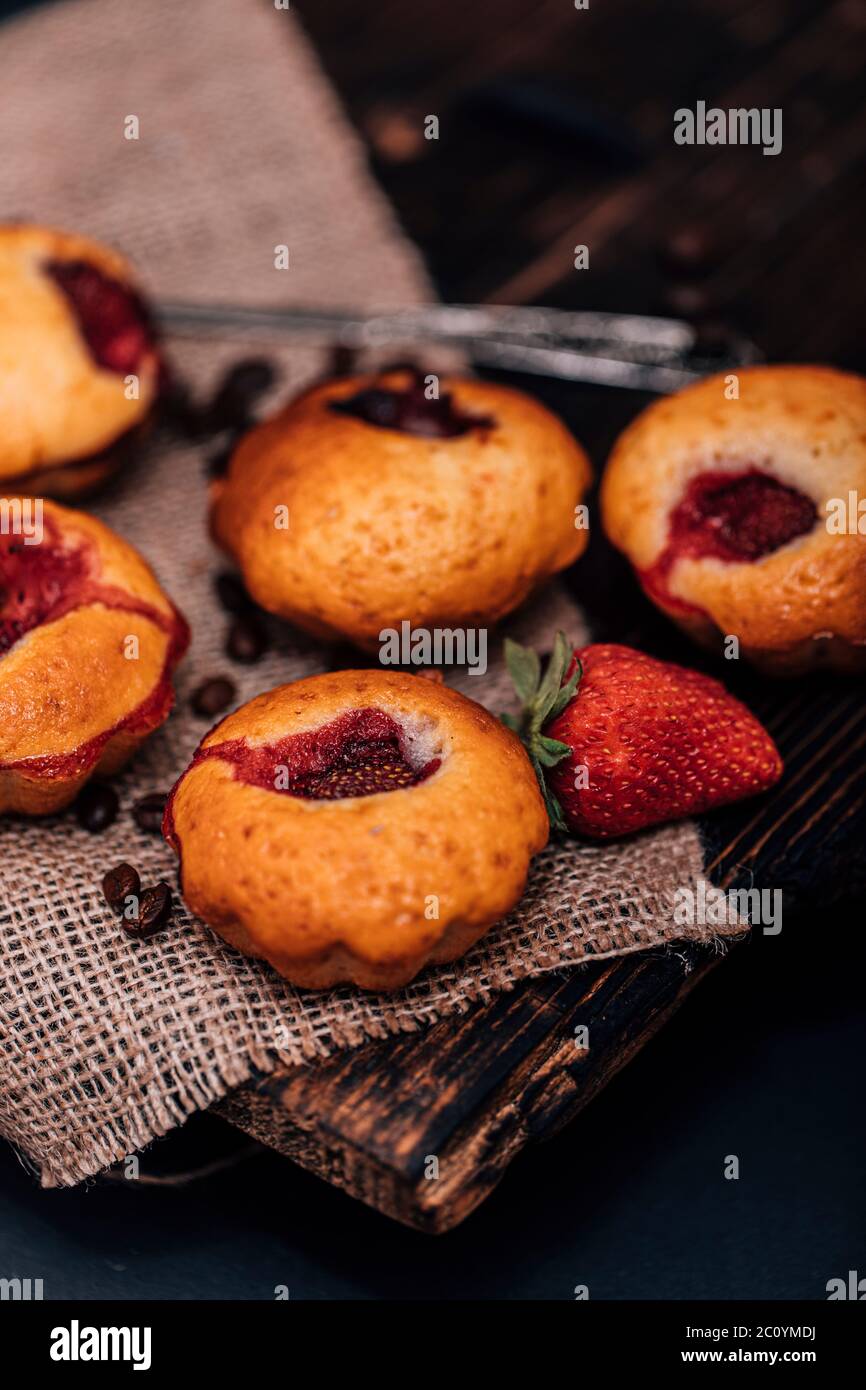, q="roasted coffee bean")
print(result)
[227,614,269,664]
[159,372,208,439]
[206,444,231,479]
[122,881,172,939]
[207,358,277,431]
[656,224,718,279]
[329,344,357,377]
[657,283,713,323]
[215,570,255,615]
[75,781,119,833]
[191,676,236,718]
[205,430,243,479]
[102,862,141,913]
[132,792,167,834]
